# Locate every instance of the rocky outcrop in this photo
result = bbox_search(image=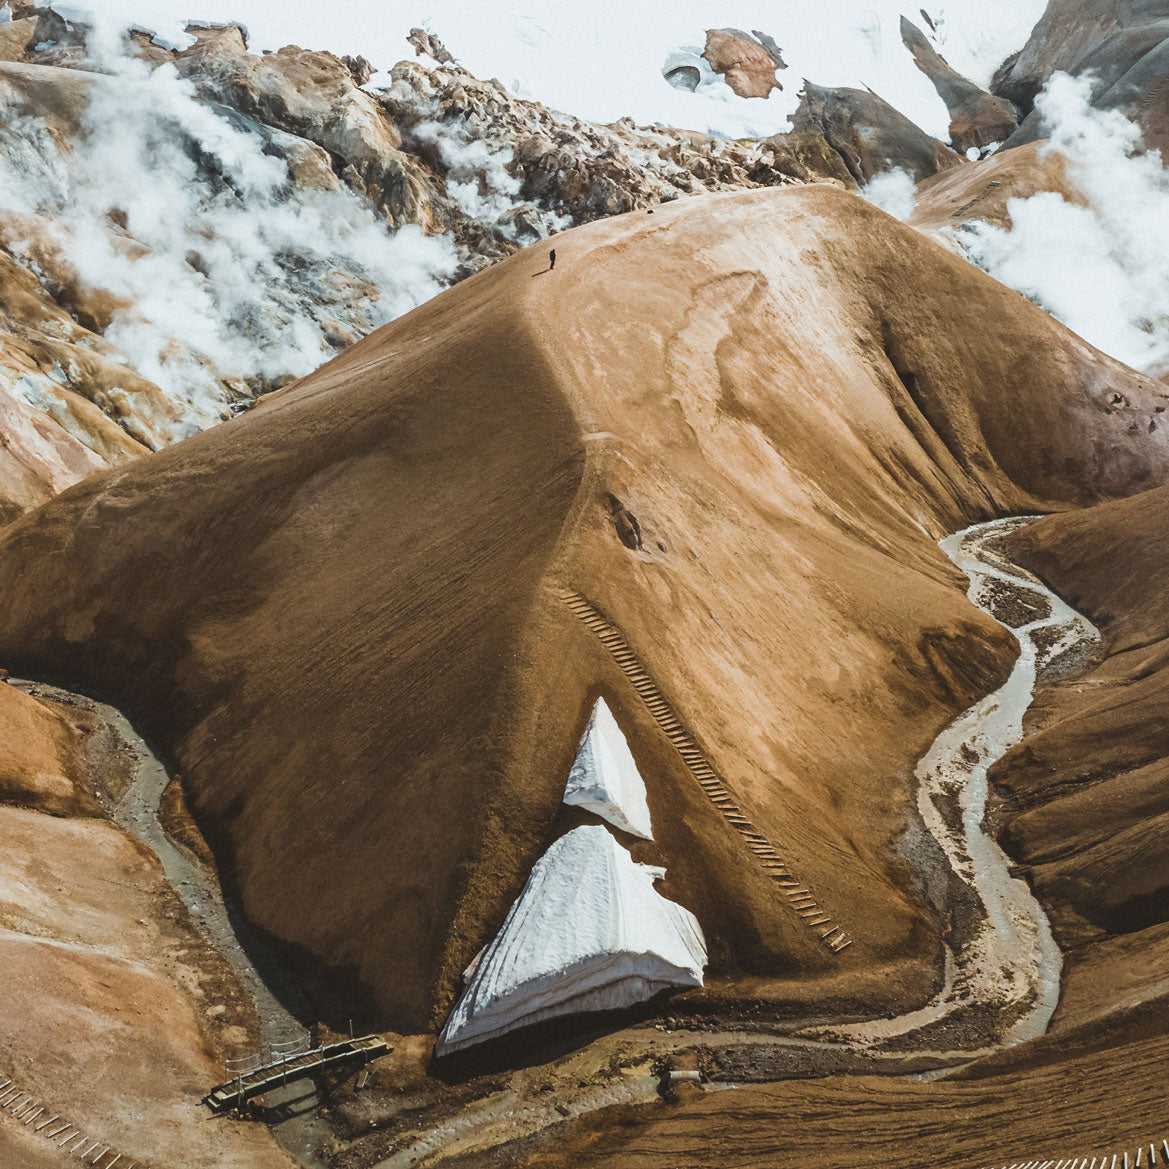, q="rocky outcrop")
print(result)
[993,0,1169,153]
[702,27,784,98]
[901,15,1018,153]
[382,58,819,258]
[407,27,454,66]
[0,15,831,523]
[0,186,1162,1035]
[791,82,964,183]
